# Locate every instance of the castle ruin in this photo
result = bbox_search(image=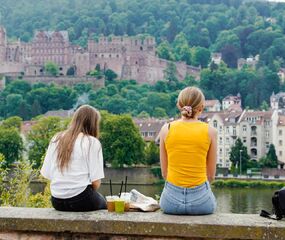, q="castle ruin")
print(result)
[0,26,200,85]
